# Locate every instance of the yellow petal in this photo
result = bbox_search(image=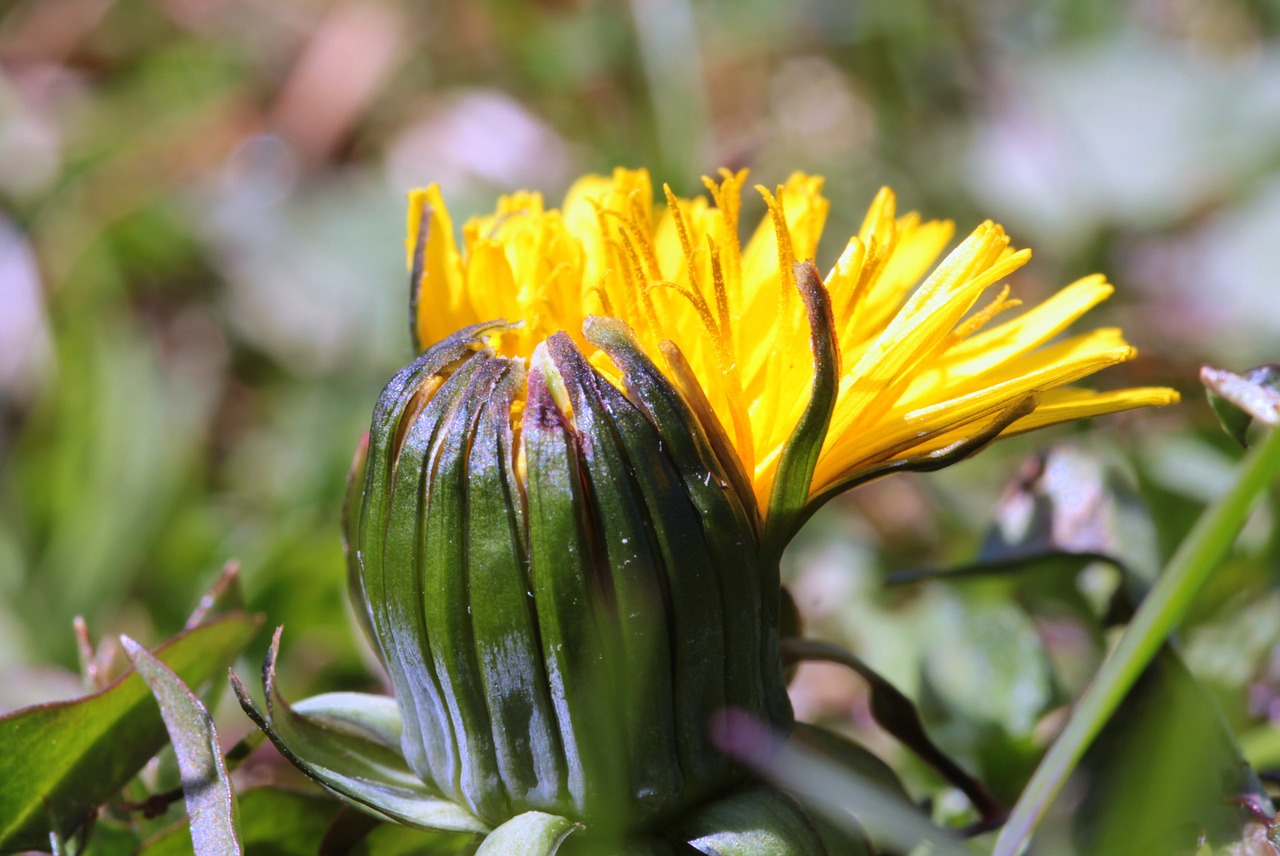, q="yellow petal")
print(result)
[405,171,1178,521]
